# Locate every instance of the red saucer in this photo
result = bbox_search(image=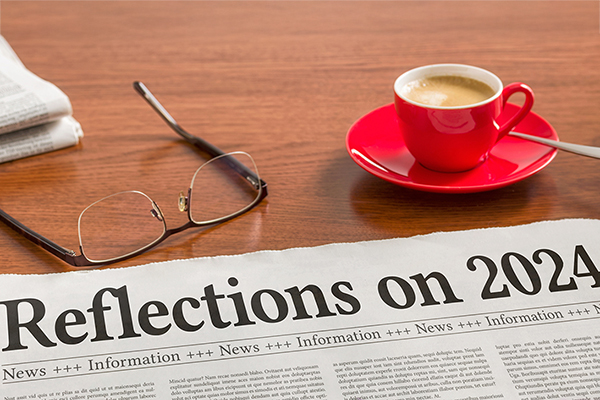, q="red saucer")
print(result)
[346,103,558,193]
